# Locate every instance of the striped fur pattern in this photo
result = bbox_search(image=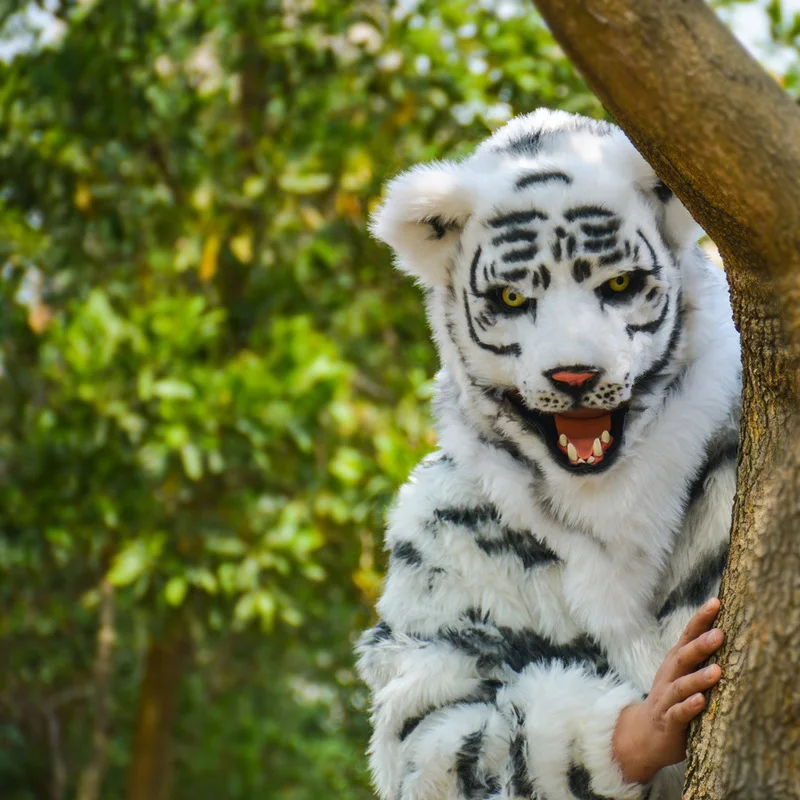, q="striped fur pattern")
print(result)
[358,110,741,800]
